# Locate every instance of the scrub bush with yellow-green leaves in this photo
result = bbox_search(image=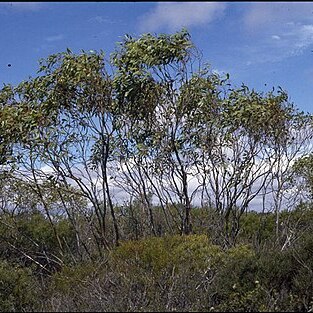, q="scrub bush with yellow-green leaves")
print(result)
[45,234,221,312]
[35,232,312,312]
[0,261,39,312]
